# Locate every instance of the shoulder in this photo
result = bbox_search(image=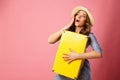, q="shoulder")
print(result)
[88,32,95,38]
[88,32,98,42]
